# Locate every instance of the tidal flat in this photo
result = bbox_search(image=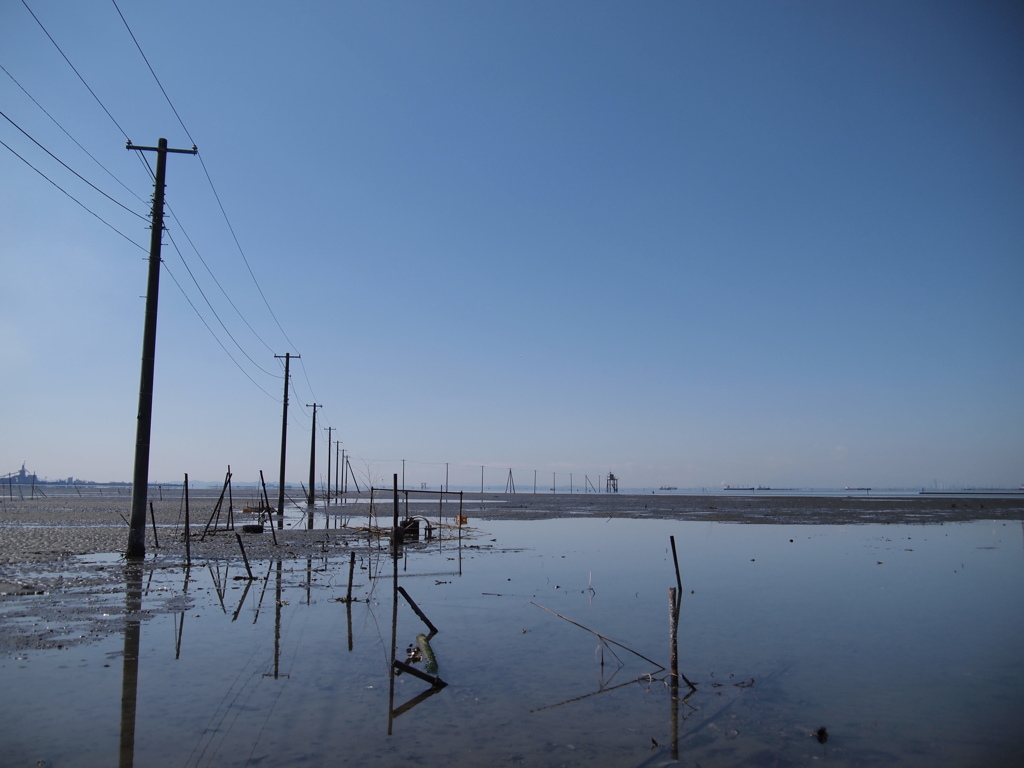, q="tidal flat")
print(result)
[1,493,1022,766]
